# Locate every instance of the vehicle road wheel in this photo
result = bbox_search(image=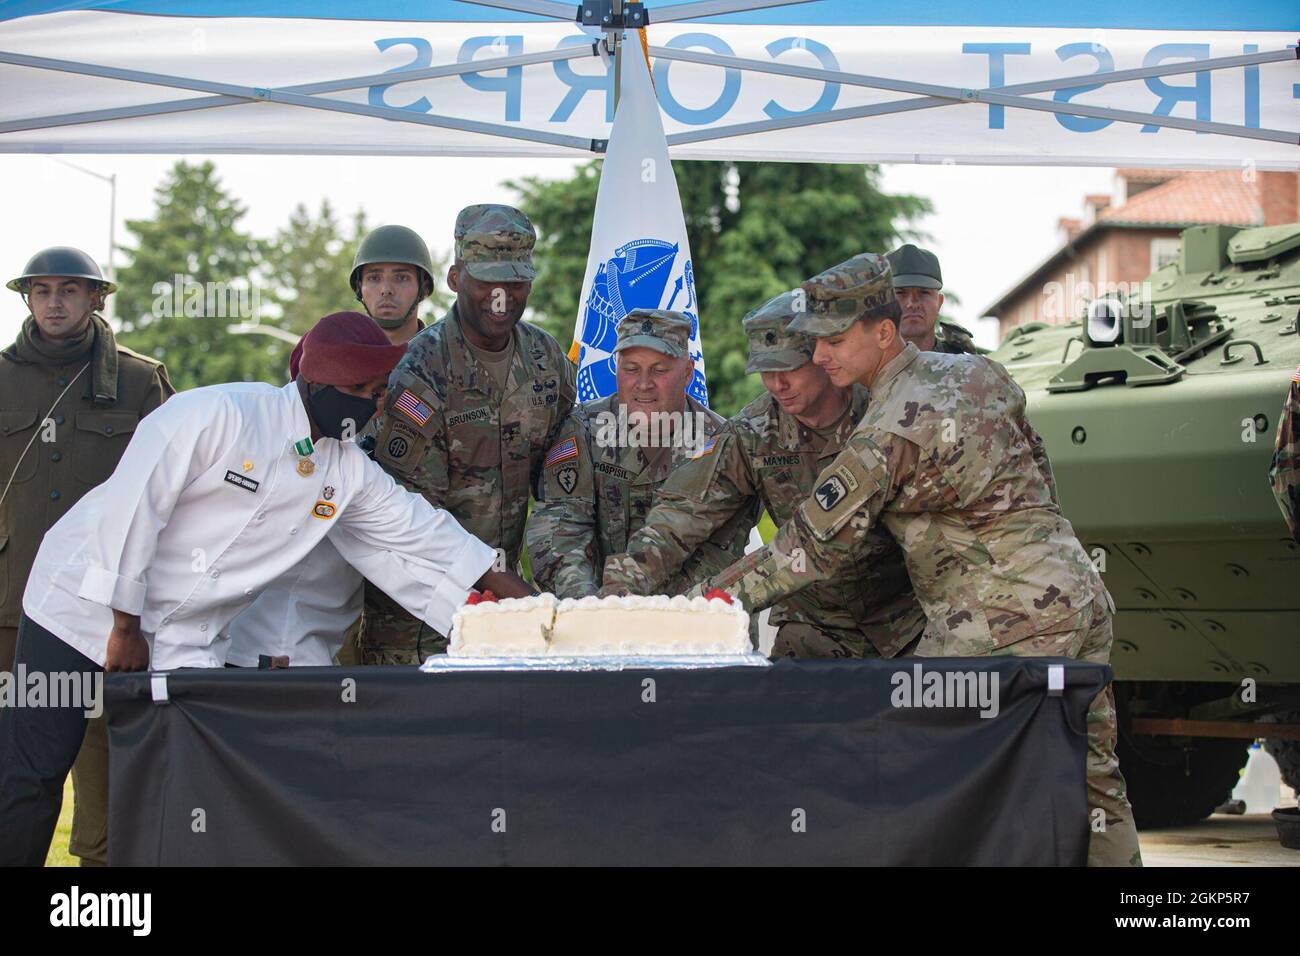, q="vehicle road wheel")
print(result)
[1117,695,1249,830]
[1263,710,1300,793]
